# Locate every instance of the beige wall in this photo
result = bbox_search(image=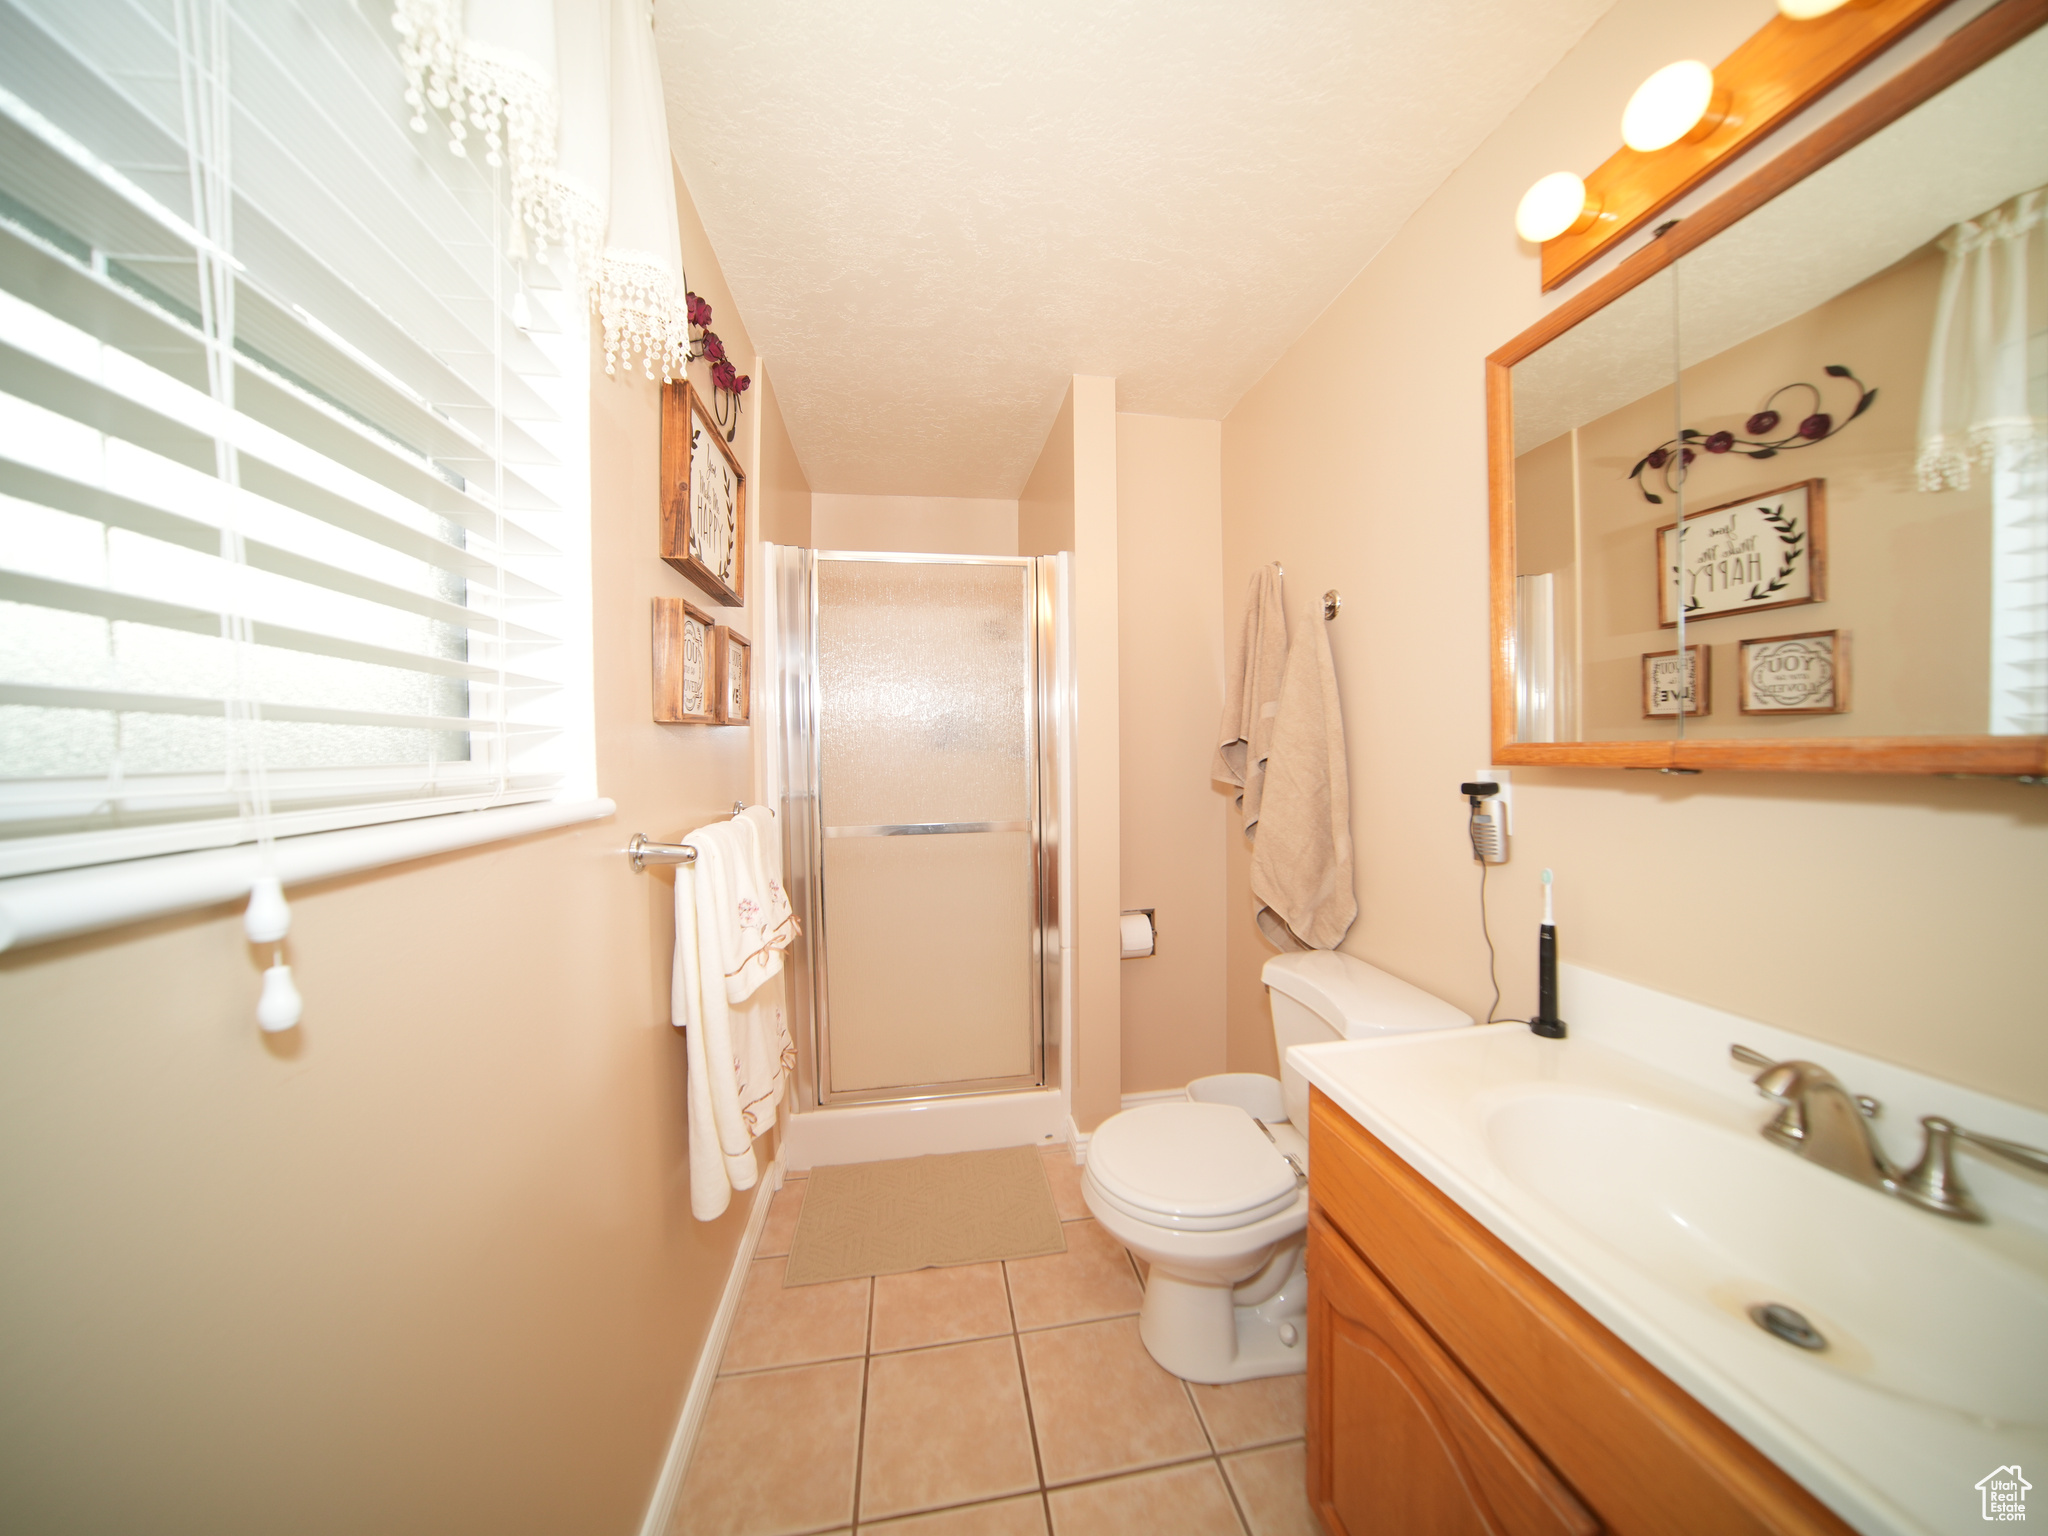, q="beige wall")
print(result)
[1116,414,1228,1095]
[1219,0,2048,1108]
[0,171,783,1534]
[755,362,812,548]
[1019,387,1077,558]
[810,494,1017,554]
[1020,379,1124,1130]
